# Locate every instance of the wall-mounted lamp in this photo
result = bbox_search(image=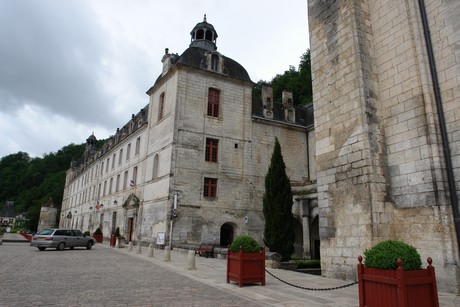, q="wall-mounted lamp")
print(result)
[89,207,93,210]
[113,200,118,206]
[74,210,78,214]
[100,204,104,208]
